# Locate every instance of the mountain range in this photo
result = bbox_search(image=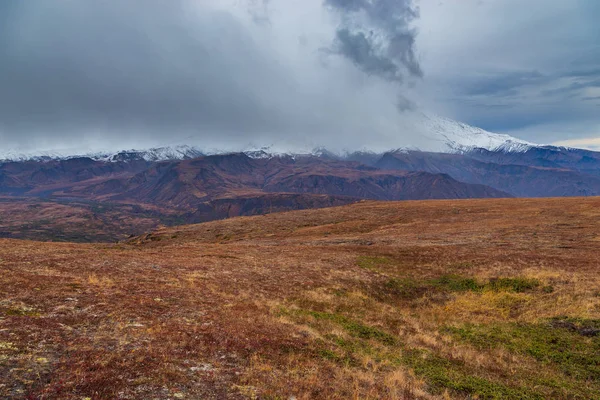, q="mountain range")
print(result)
[2,114,599,241]
[1,113,535,162]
